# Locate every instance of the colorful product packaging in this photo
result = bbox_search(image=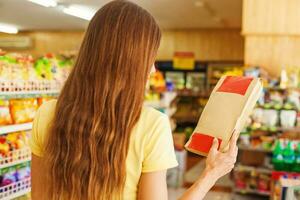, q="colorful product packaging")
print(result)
[10,99,38,124]
[185,76,263,156]
[0,100,12,125]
